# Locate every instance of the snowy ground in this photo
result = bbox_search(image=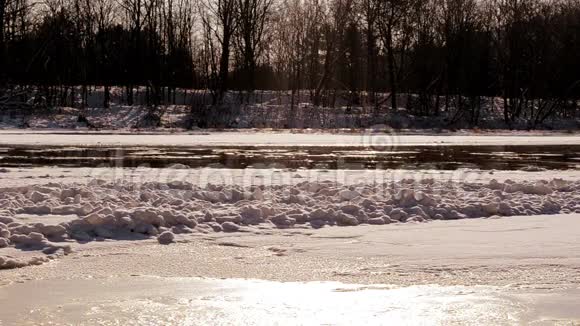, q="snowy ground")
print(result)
[3,166,580,188]
[1,132,580,324]
[1,214,579,324]
[1,129,580,147]
[1,88,579,130]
